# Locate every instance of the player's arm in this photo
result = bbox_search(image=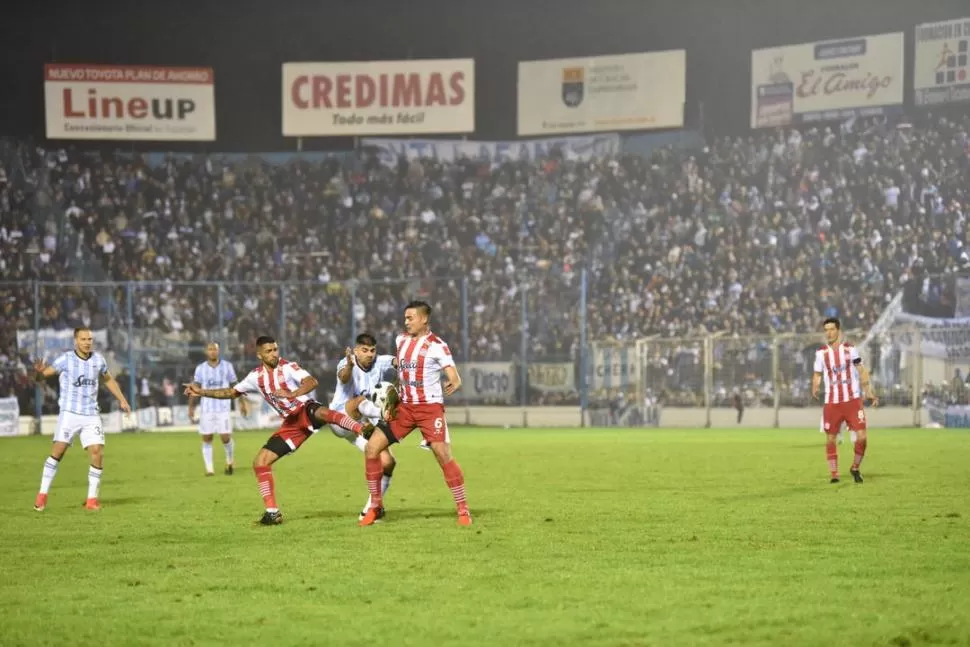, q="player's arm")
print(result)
[231,382,250,416]
[100,370,132,413]
[275,375,318,399]
[32,359,58,382]
[443,365,462,396]
[184,384,244,399]
[337,349,354,384]
[811,351,823,401]
[187,367,202,419]
[853,353,879,407]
